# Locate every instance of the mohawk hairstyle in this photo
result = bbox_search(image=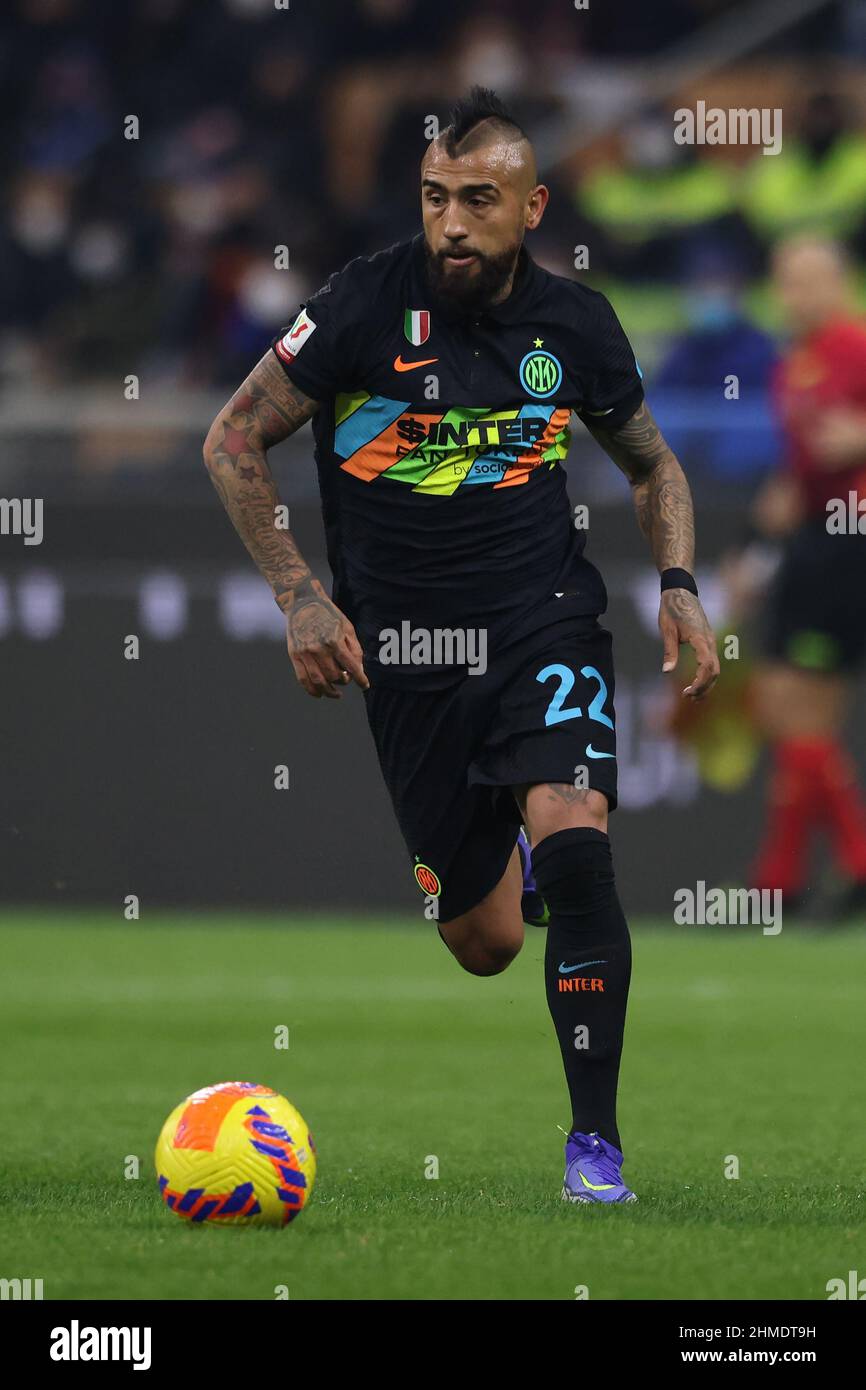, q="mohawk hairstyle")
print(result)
[443,86,528,157]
